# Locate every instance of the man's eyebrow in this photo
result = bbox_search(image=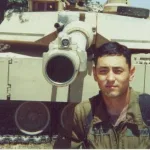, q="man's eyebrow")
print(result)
[112,66,123,69]
[112,67,124,69]
[96,66,124,69]
[96,66,108,69]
